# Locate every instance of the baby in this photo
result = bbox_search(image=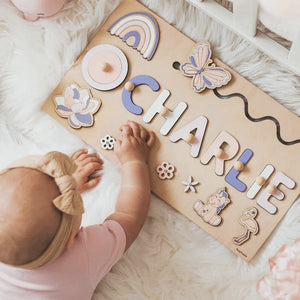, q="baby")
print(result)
[0,120,155,300]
